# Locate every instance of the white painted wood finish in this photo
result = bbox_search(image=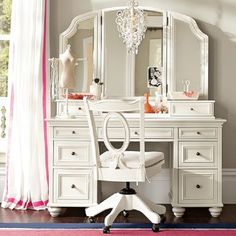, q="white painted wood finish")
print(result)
[179,142,217,167]
[179,169,218,204]
[54,141,91,166]
[53,13,218,217]
[54,169,94,204]
[57,100,215,119]
[47,116,225,217]
[86,193,165,226]
[169,101,214,118]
